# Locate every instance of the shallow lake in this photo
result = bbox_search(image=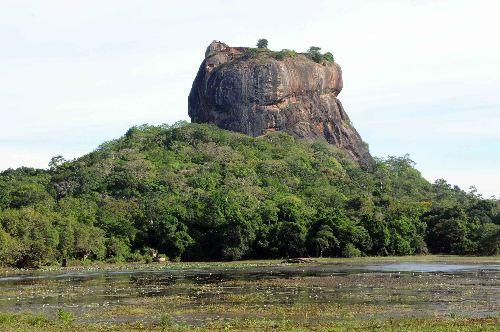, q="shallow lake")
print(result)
[0,260,498,324]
